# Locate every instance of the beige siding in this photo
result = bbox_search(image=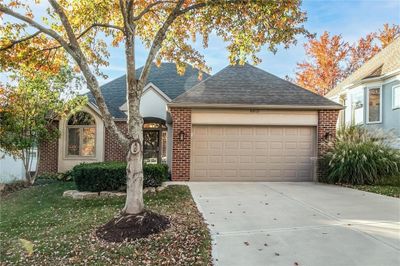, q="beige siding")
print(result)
[191,125,316,181]
[192,109,318,126]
